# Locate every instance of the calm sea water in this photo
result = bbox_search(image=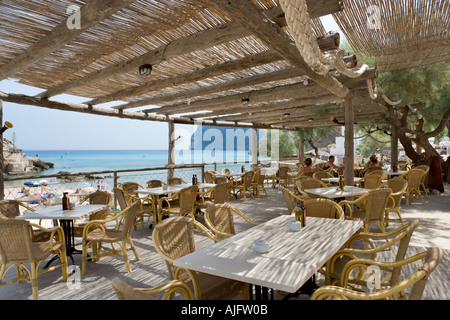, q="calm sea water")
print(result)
[6,149,261,189]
